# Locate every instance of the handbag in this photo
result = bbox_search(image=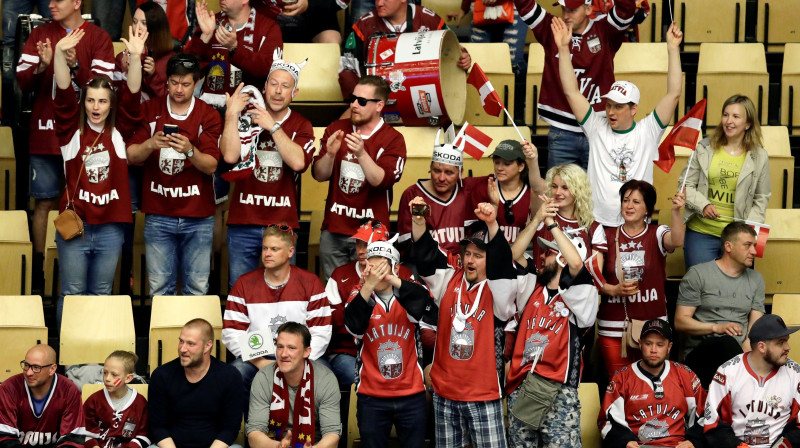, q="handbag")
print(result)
[473,0,514,26]
[616,227,645,358]
[510,371,562,429]
[55,130,104,240]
